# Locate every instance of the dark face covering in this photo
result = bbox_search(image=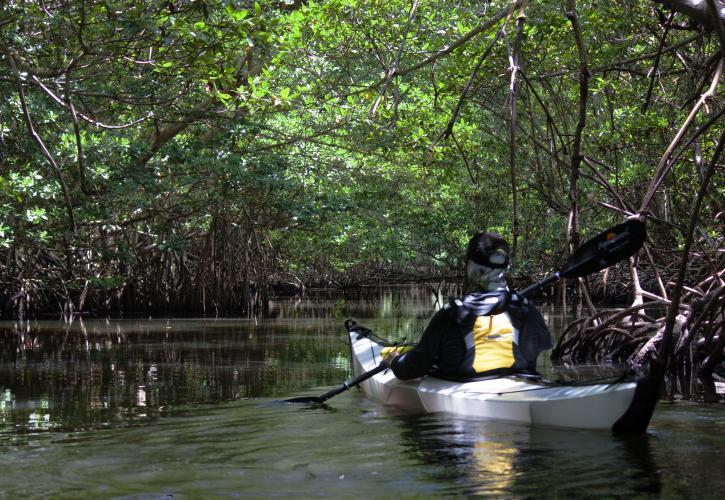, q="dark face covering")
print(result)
[466,260,508,292]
